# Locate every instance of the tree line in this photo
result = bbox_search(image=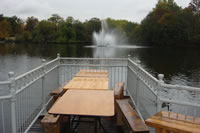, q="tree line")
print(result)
[0,0,199,46]
[133,0,200,46]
